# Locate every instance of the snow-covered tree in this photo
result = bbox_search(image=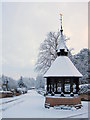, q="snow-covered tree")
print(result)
[18,76,26,88]
[35,31,70,74]
[35,30,89,84]
[87,50,90,83]
[0,77,2,90]
[22,77,35,89]
[0,75,36,91]
[17,77,35,90]
[71,48,89,84]
[1,75,17,90]
[35,75,45,89]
